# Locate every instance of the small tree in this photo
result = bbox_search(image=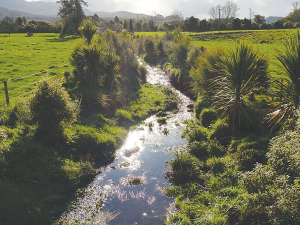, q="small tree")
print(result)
[30,79,79,140]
